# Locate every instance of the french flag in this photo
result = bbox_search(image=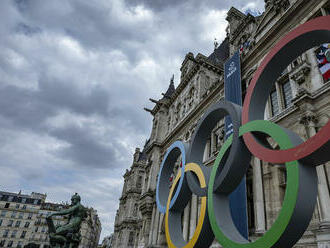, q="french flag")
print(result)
[316,44,330,82]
